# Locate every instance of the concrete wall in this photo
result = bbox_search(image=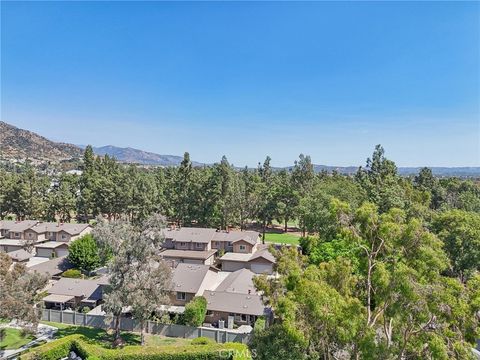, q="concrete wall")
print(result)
[41,309,251,344]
